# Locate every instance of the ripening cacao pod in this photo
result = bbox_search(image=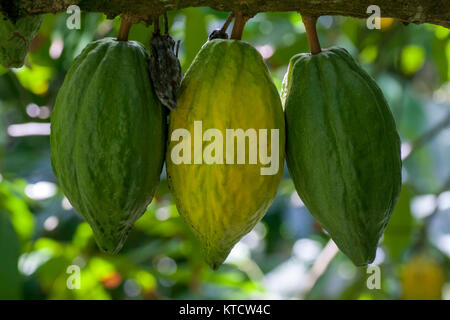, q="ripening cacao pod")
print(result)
[282,47,402,266]
[402,255,445,300]
[51,38,166,253]
[166,39,285,269]
[0,13,42,68]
